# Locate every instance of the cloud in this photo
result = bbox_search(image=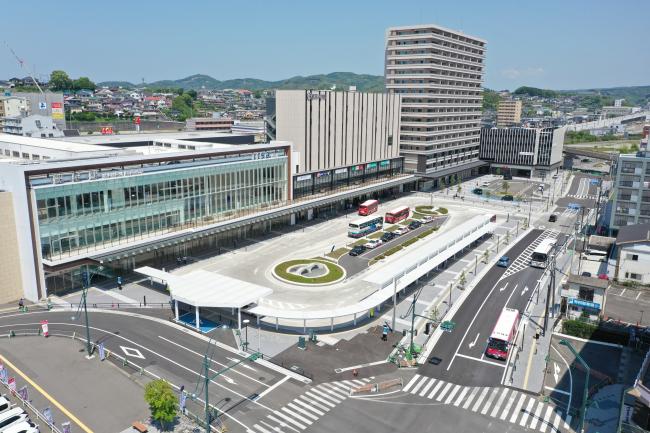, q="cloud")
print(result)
[501,67,545,80]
